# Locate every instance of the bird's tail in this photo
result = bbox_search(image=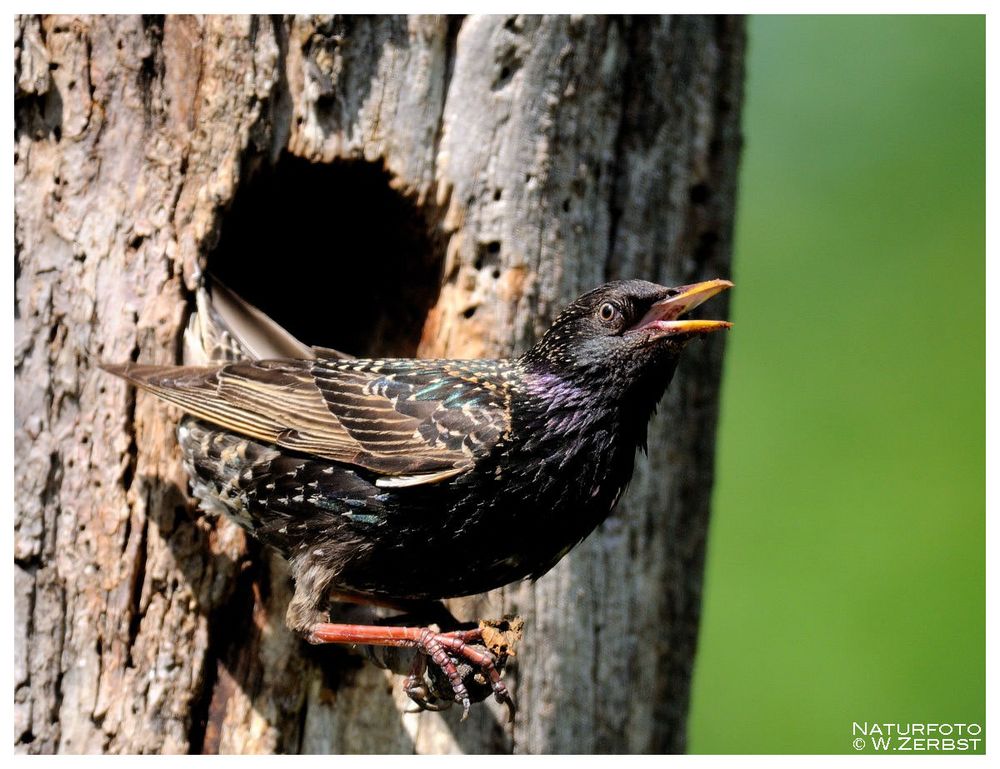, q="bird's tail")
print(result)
[183,278,317,365]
